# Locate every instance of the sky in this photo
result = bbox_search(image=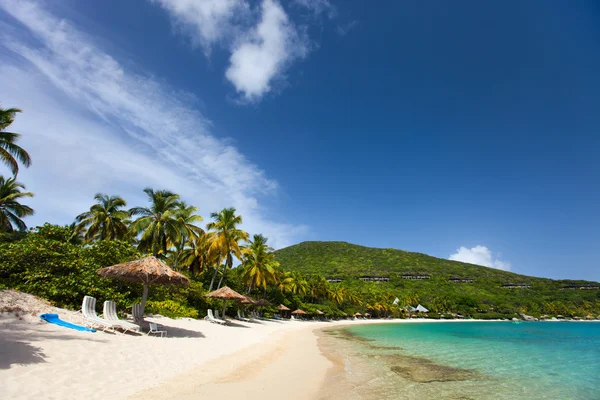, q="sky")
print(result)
[0,0,598,281]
